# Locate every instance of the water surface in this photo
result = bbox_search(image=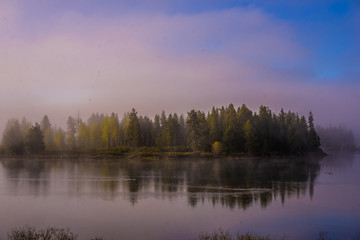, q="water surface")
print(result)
[0,154,359,240]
